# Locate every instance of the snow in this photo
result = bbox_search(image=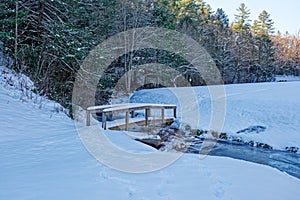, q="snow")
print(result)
[275,75,300,82]
[130,82,300,151]
[0,66,66,119]
[1,65,300,199]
